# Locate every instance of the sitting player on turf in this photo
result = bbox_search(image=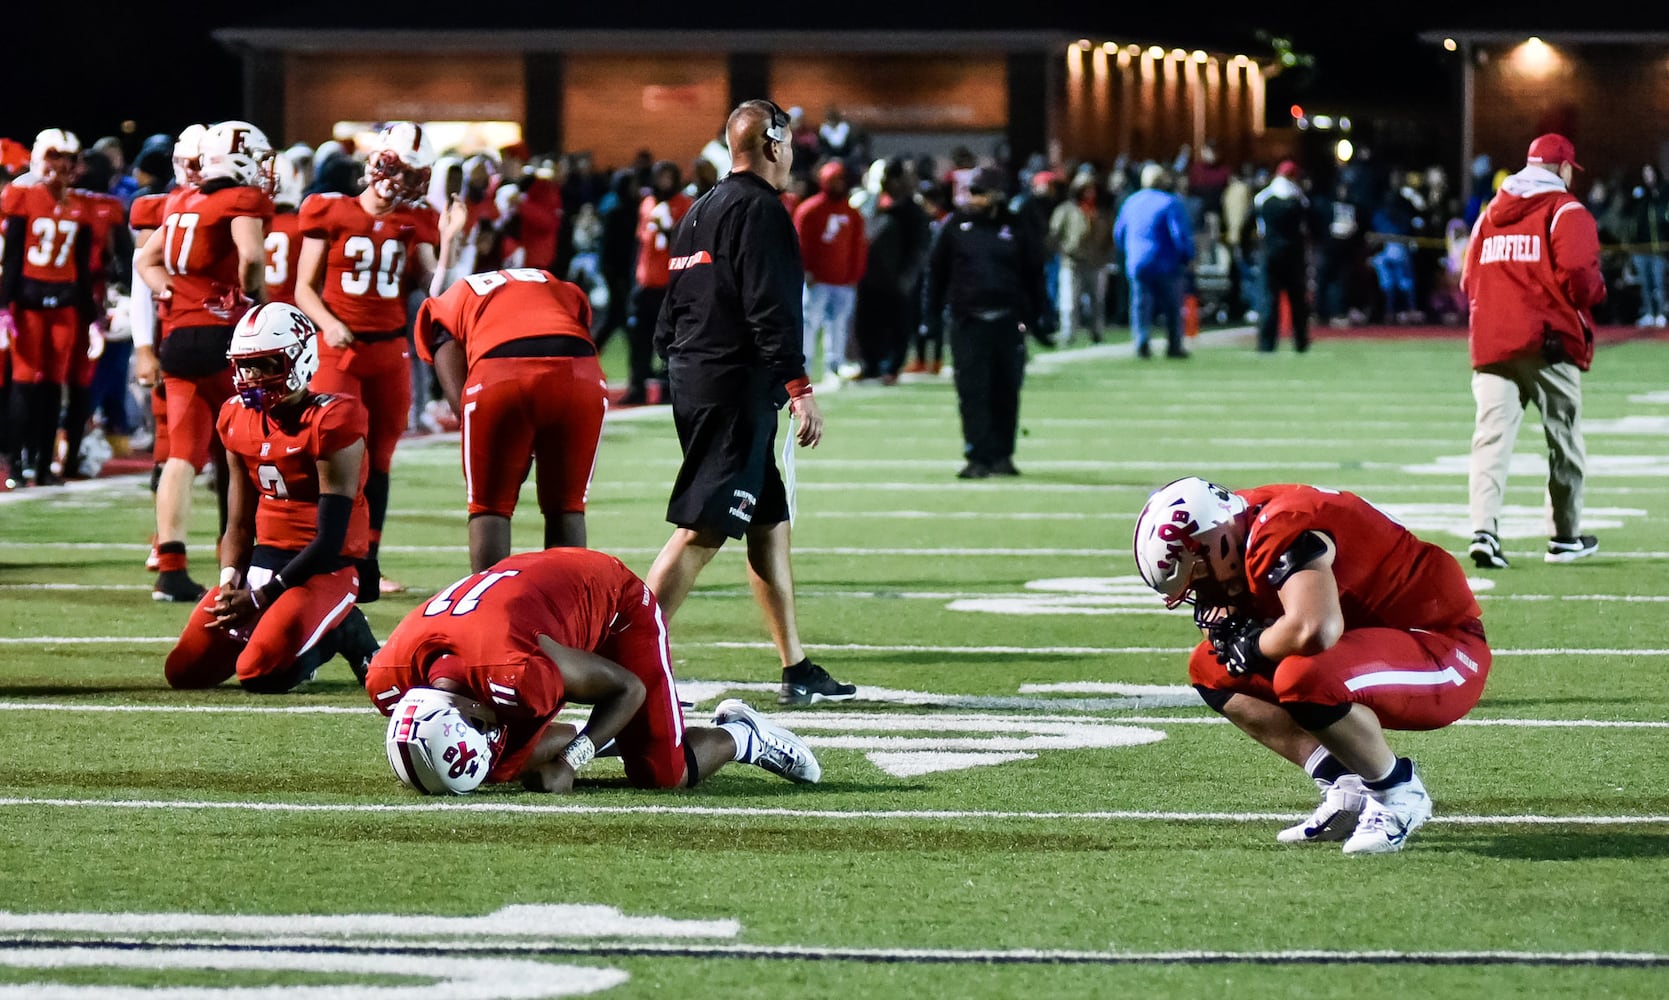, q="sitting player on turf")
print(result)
[1132,478,1492,854]
[366,547,821,795]
[164,302,378,693]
